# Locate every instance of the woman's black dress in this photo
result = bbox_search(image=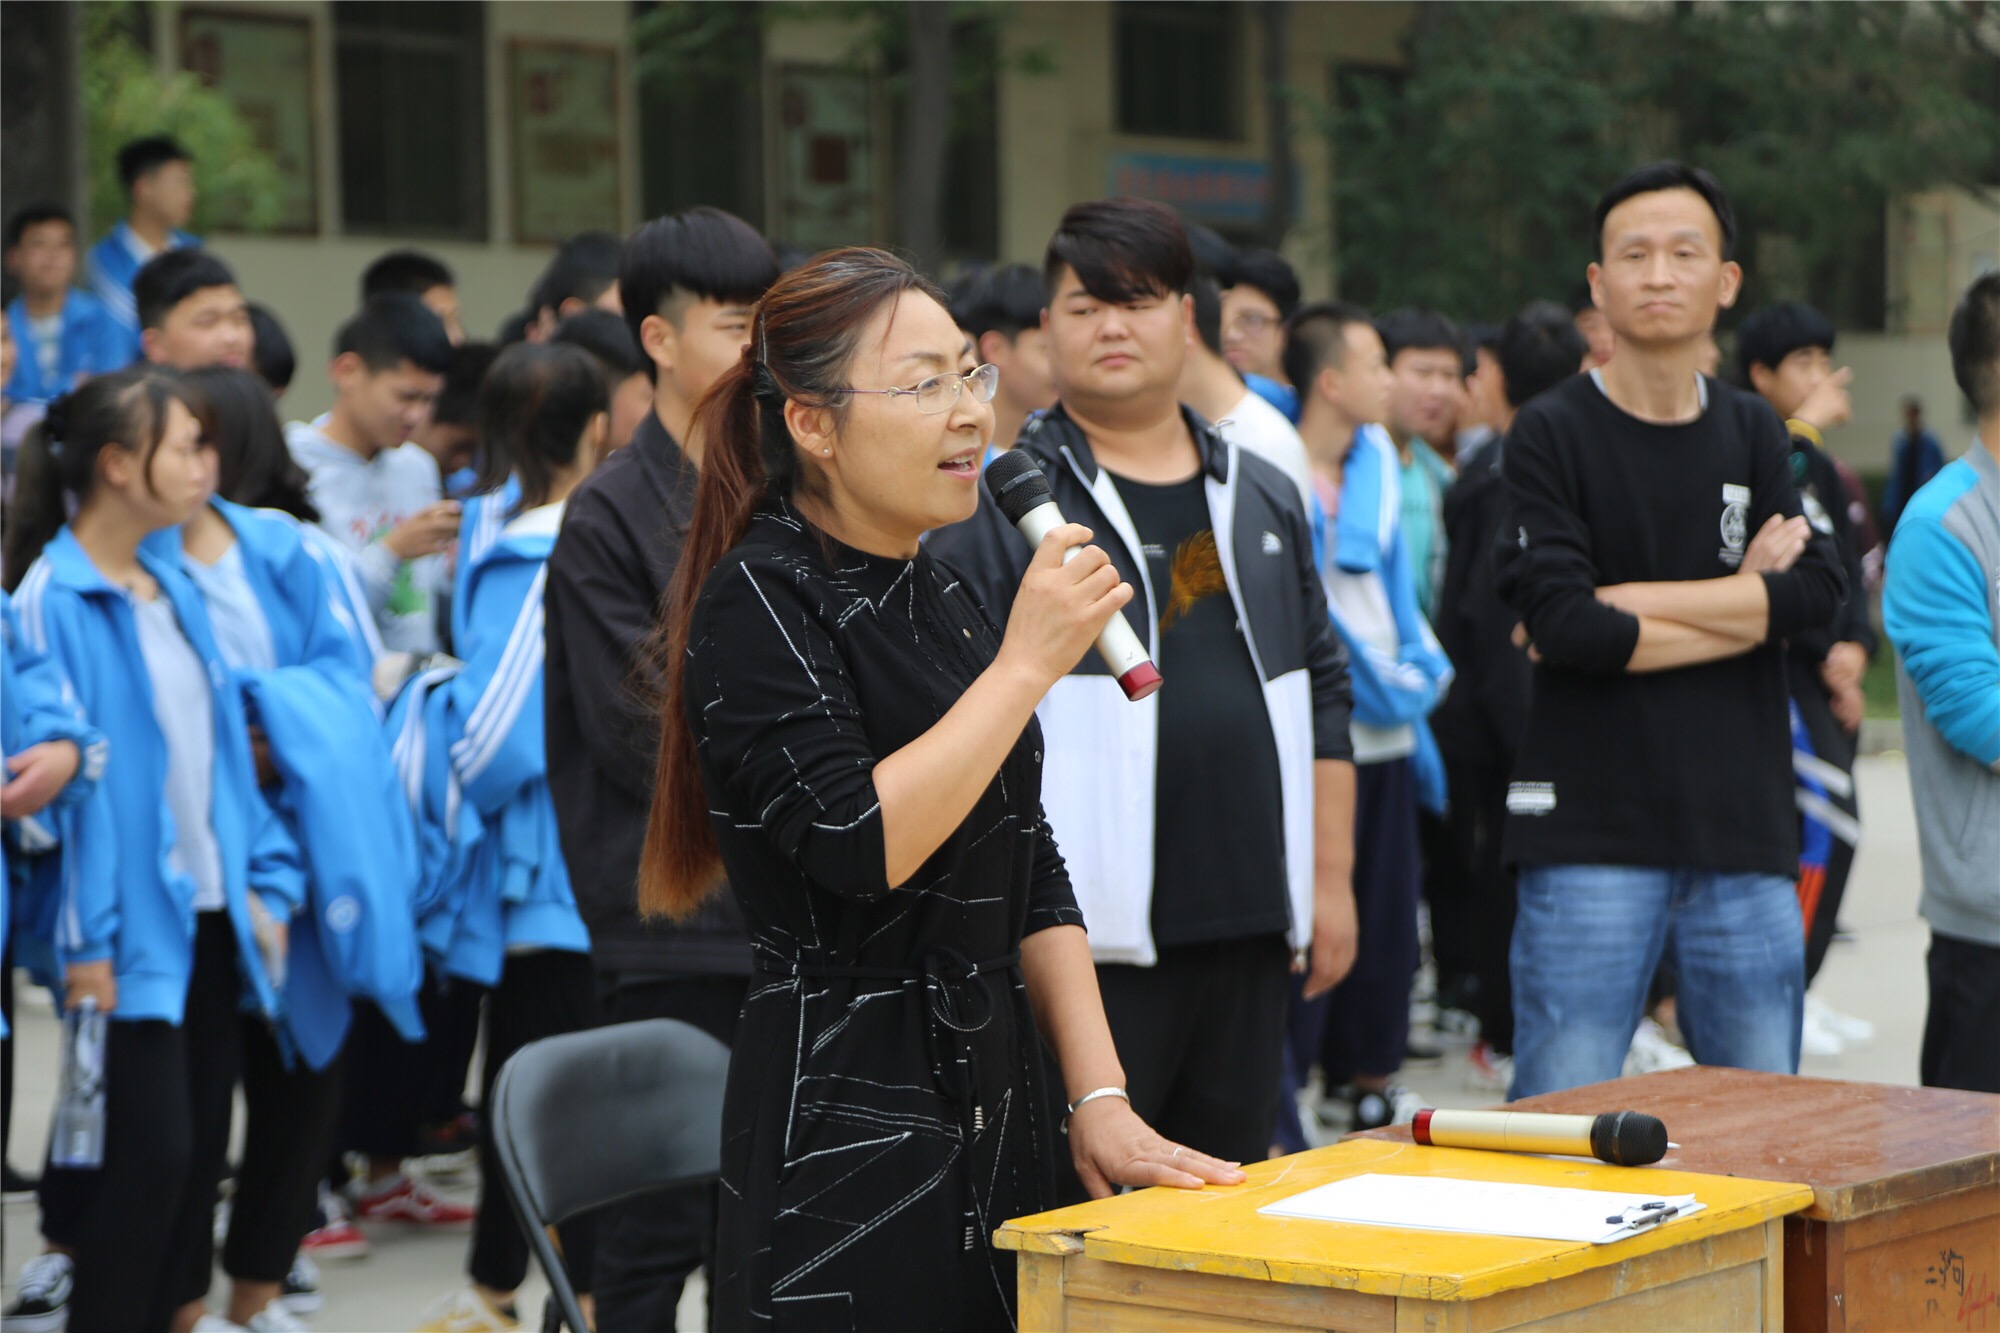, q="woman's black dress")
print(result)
[684,499,1084,1331]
